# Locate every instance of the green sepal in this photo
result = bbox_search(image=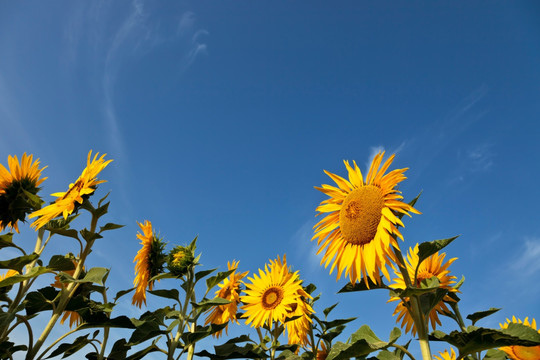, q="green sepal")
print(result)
[46,334,92,359]
[466,308,501,326]
[430,323,540,358]
[47,255,76,271]
[0,253,39,272]
[98,222,124,233]
[148,288,180,302]
[0,266,50,288]
[415,236,459,280]
[326,325,401,360]
[338,278,388,293]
